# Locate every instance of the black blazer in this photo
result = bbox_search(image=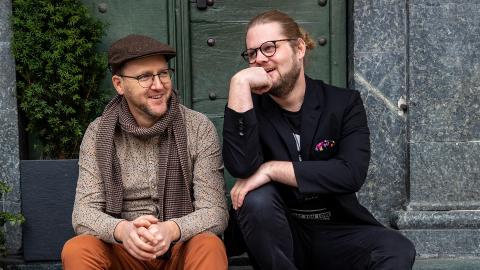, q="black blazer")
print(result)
[223,76,381,226]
